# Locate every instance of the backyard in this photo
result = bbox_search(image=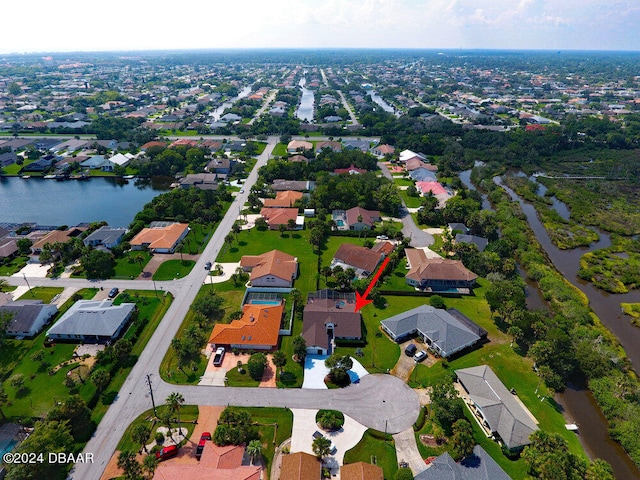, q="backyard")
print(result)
[343,429,398,480]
